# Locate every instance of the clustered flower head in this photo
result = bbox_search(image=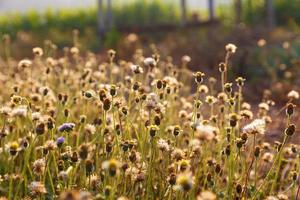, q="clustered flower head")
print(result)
[58,122,75,132]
